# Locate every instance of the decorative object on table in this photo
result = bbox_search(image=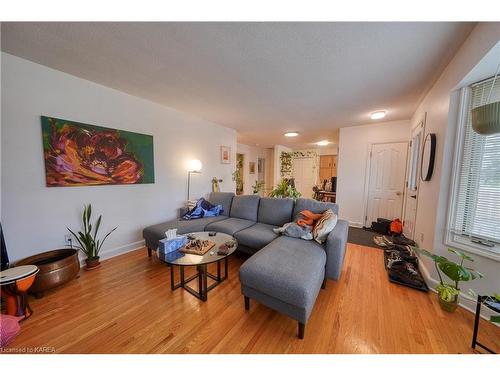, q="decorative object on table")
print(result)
[186,159,202,201]
[220,146,231,164]
[0,265,39,319]
[471,58,500,135]
[420,133,436,181]
[416,247,483,312]
[15,248,80,298]
[211,177,222,192]
[269,179,301,200]
[41,116,154,187]
[252,180,265,194]
[67,204,117,270]
[180,238,216,255]
[471,294,500,354]
[249,162,256,174]
[0,314,23,348]
[182,198,224,220]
